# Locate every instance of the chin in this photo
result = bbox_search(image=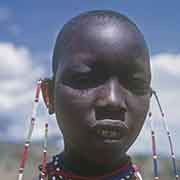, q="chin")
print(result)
[82,138,129,156]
